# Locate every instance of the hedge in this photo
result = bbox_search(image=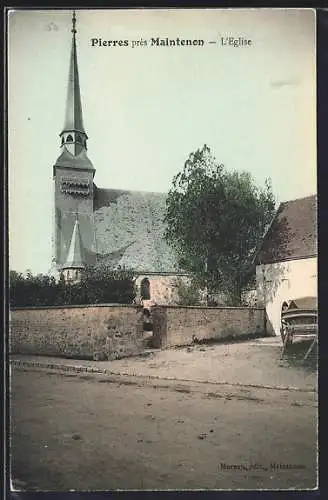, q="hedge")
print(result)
[9,267,136,307]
